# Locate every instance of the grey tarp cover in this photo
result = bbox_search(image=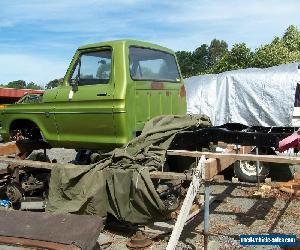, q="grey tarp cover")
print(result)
[47,115,211,224]
[185,62,300,126]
